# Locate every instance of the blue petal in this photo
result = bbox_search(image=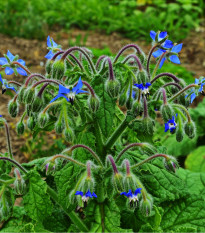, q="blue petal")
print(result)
[72,77,83,94]
[0,74,4,84]
[47,36,51,47]
[75,191,83,196]
[5,85,17,93]
[92,192,97,198]
[145,82,151,88]
[85,190,93,198]
[159,57,166,69]
[120,192,127,196]
[134,188,142,195]
[76,89,88,95]
[170,55,180,64]
[190,93,196,103]
[135,83,143,90]
[50,94,69,103]
[153,49,164,58]
[45,50,54,59]
[158,31,167,40]
[17,67,27,76]
[59,84,70,94]
[163,40,173,49]
[0,57,8,65]
[5,67,14,75]
[170,127,176,133]
[199,83,205,93]
[171,43,183,53]
[7,50,15,61]
[0,115,2,117]
[52,38,58,48]
[164,123,169,132]
[126,190,133,197]
[17,59,26,66]
[194,79,199,84]
[150,31,156,40]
